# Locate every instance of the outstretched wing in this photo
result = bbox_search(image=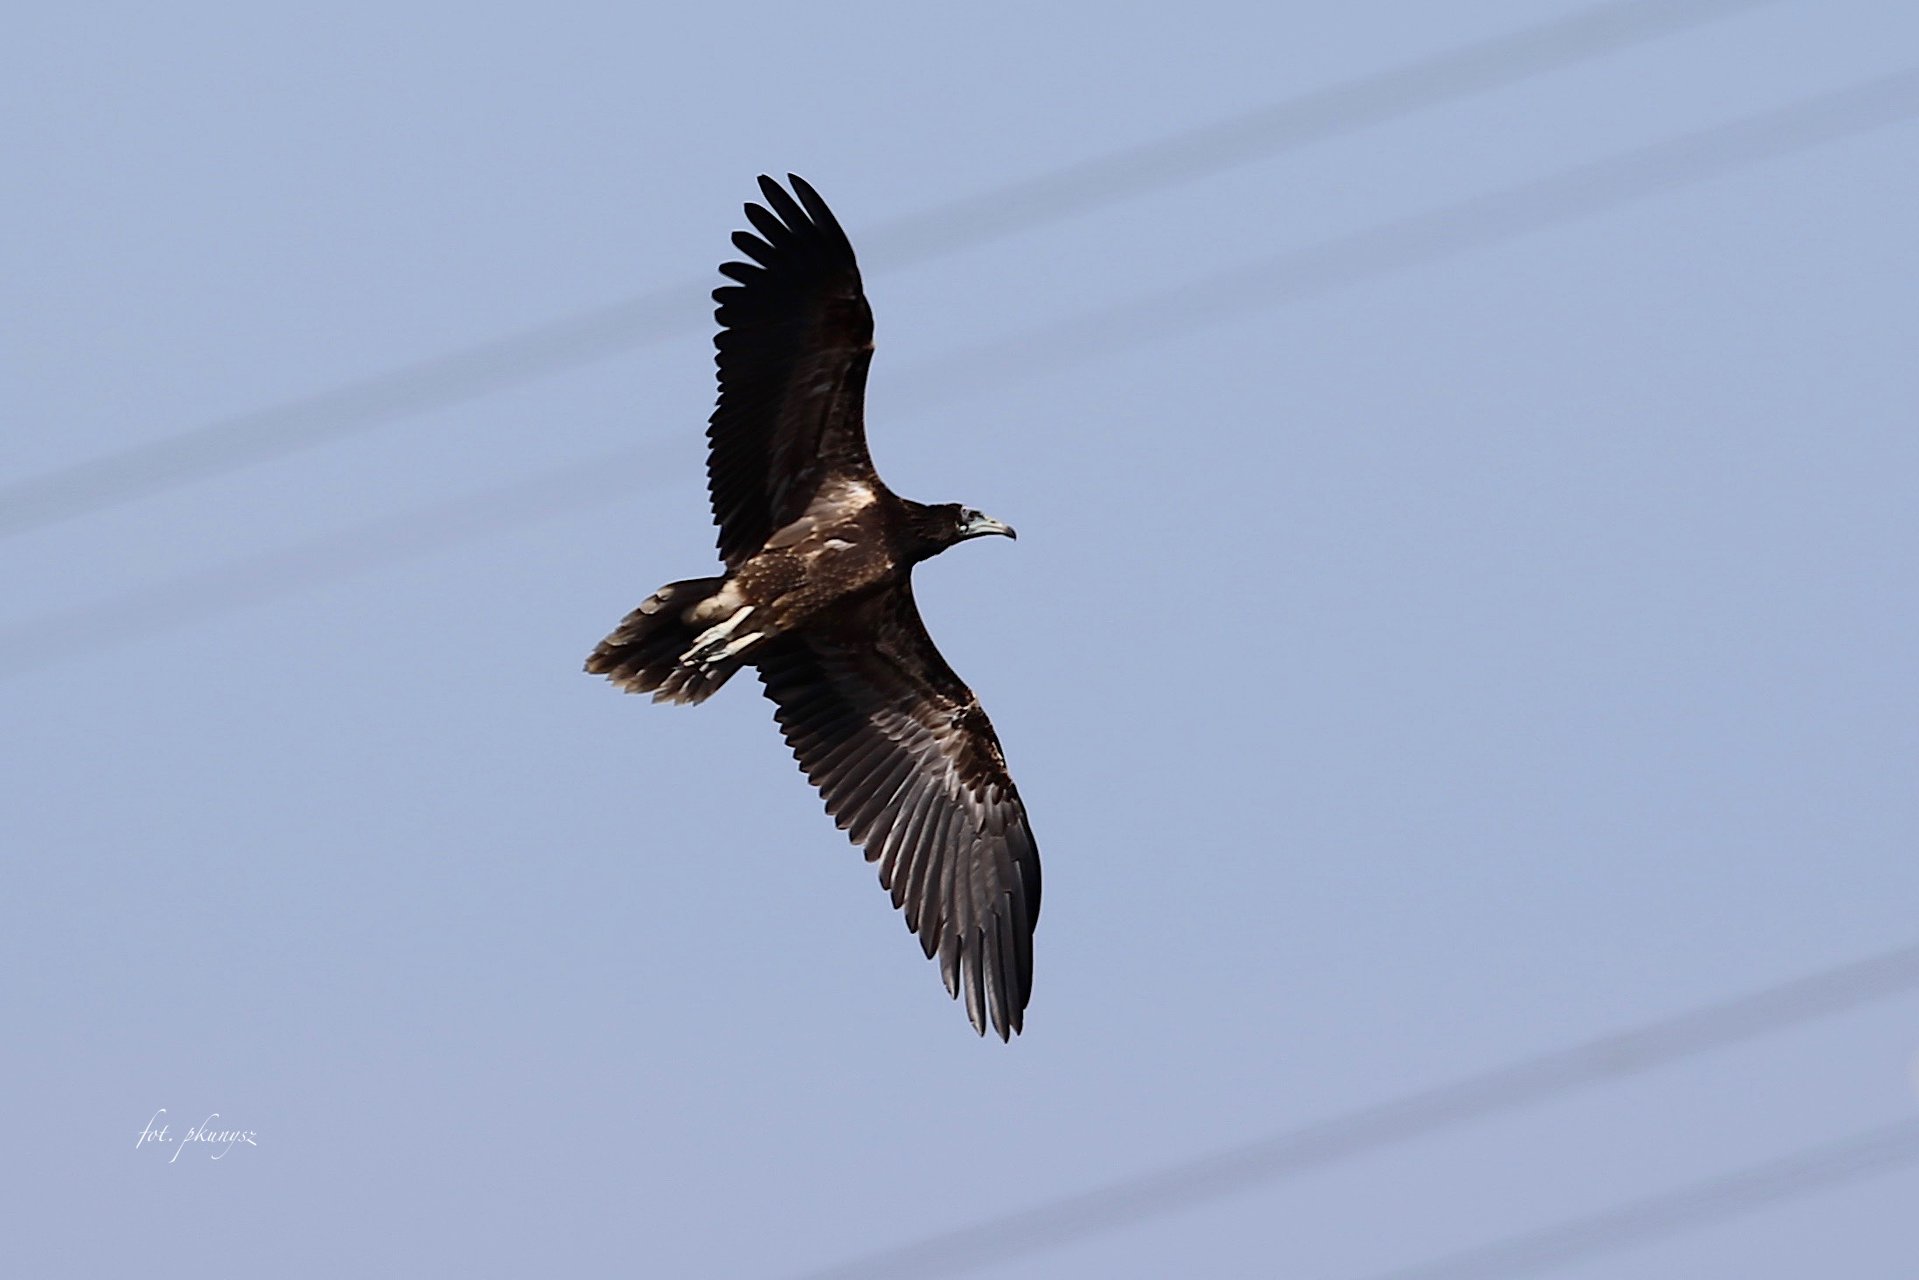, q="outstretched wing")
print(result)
[756,584,1042,1039]
[708,174,877,568]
